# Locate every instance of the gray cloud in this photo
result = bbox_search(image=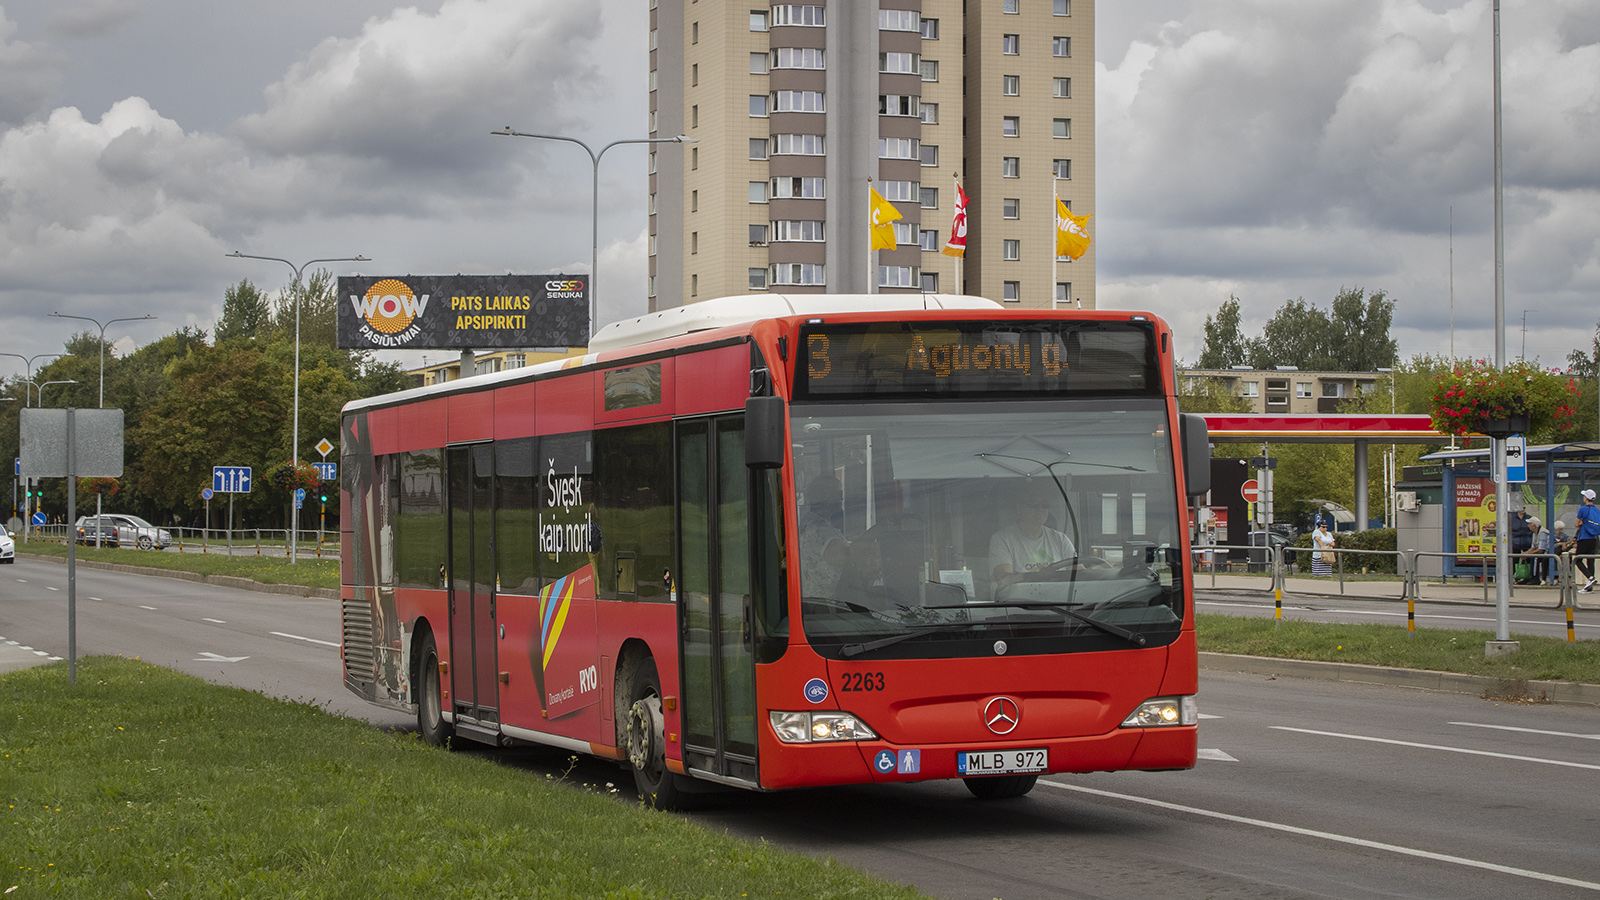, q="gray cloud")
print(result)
[0,7,67,124]
[46,0,139,38]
